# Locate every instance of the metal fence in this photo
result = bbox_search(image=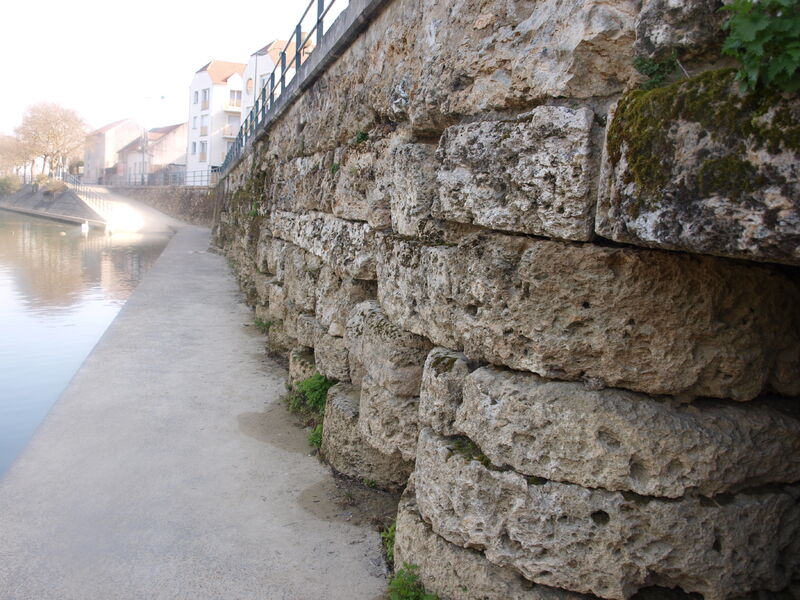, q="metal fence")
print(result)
[60,173,112,219]
[219,0,346,174]
[106,168,218,187]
